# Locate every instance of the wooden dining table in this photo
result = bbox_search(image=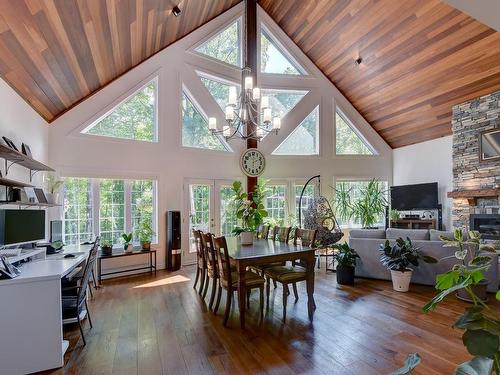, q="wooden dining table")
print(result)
[224,237,317,329]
